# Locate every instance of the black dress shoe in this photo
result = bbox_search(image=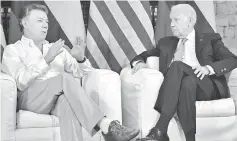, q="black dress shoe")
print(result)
[136,128,169,141]
[102,120,140,141]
